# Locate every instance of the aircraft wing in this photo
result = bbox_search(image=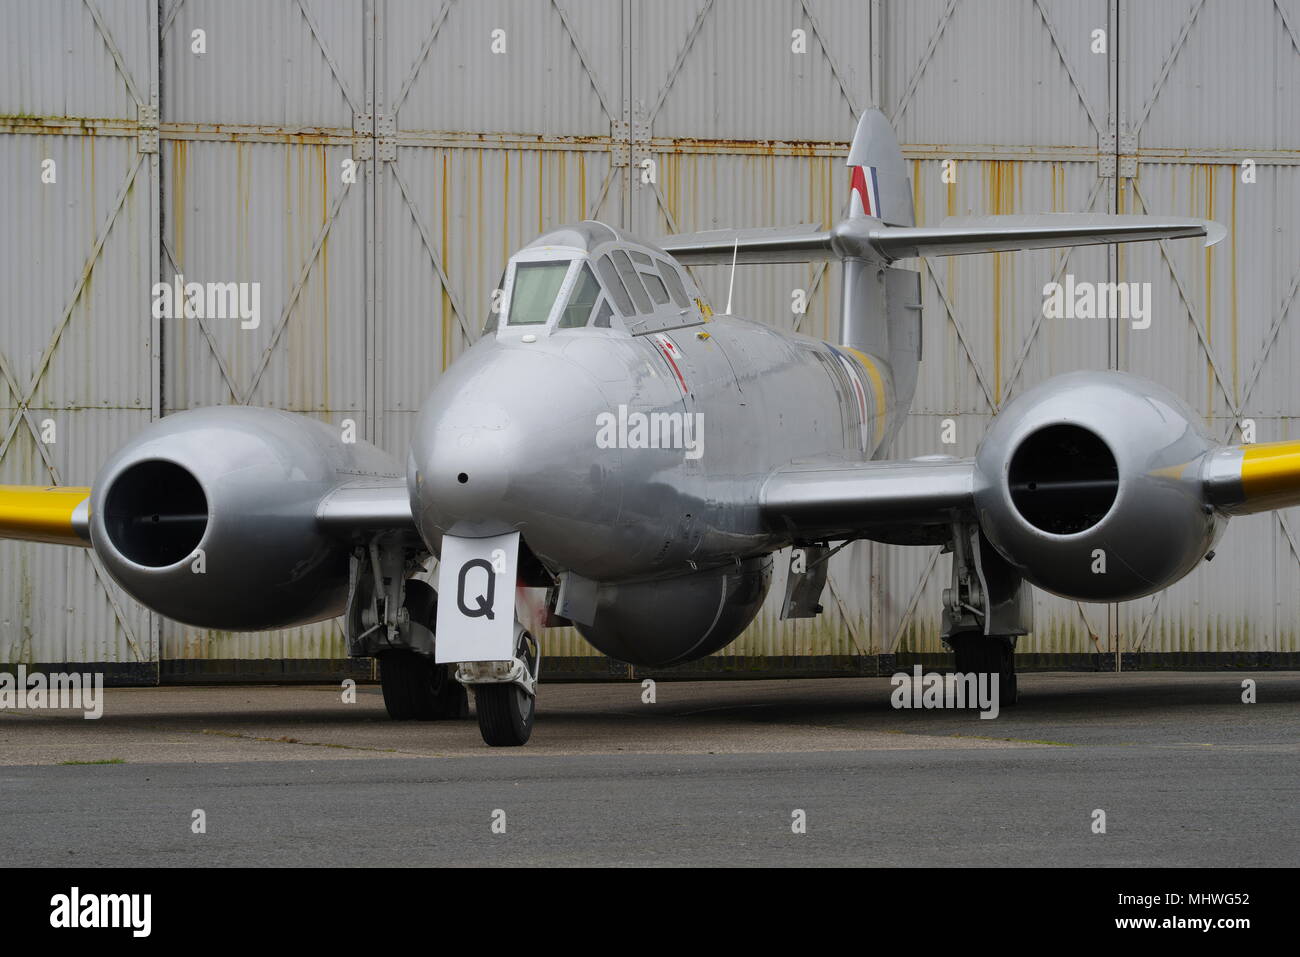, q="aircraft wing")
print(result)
[0,479,417,548]
[760,458,976,543]
[762,439,1300,545]
[658,214,1223,266]
[314,480,420,541]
